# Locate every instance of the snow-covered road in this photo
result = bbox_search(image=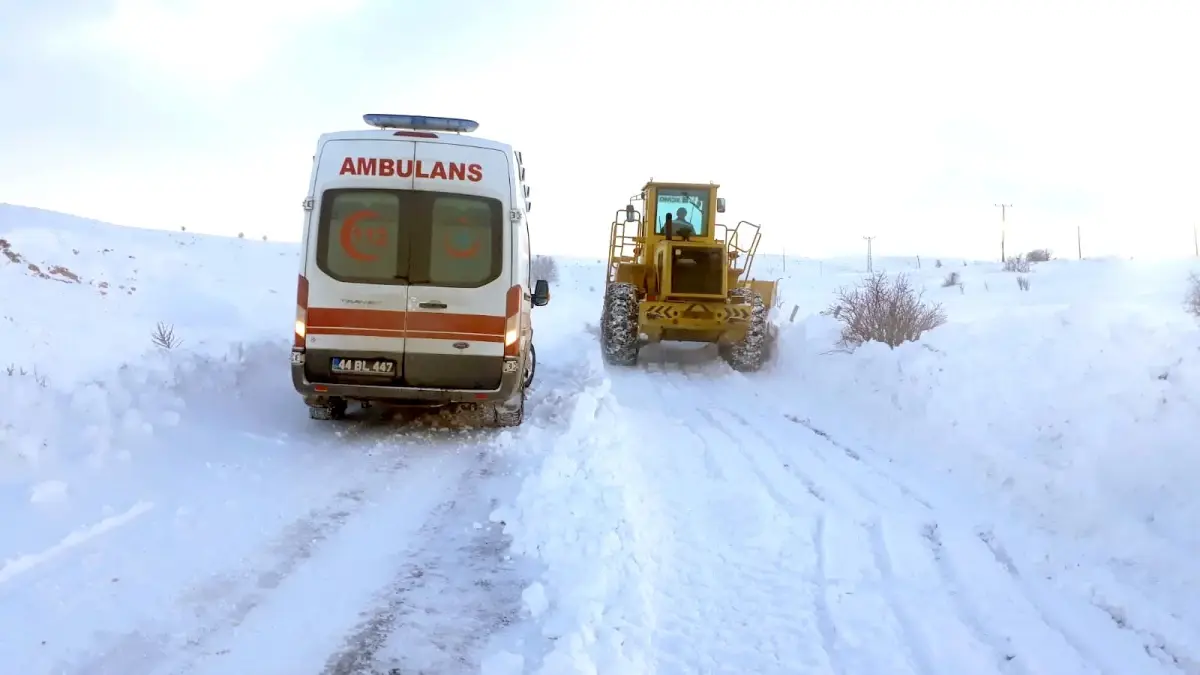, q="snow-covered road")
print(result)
[4,205,1200,675]
[6,354,551,675]
[494,343,1199,675]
